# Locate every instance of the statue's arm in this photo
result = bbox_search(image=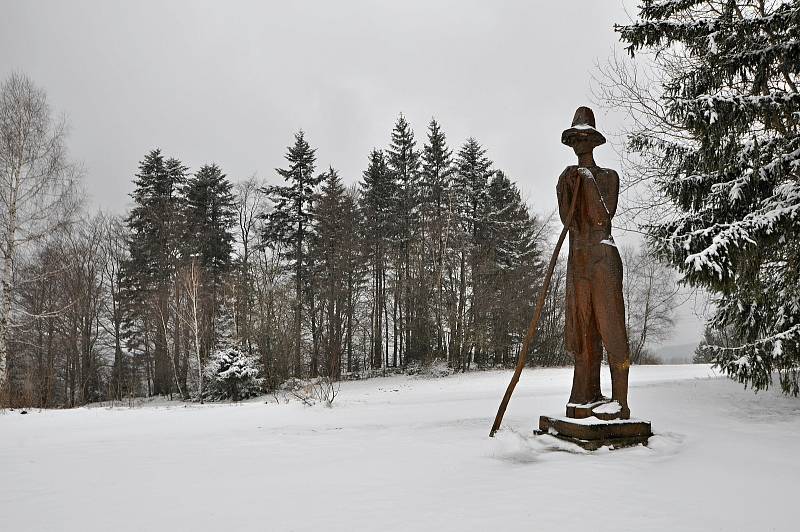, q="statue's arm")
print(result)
[605,169,620,219]
[556,167,575,226]
[581,168,619,223]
